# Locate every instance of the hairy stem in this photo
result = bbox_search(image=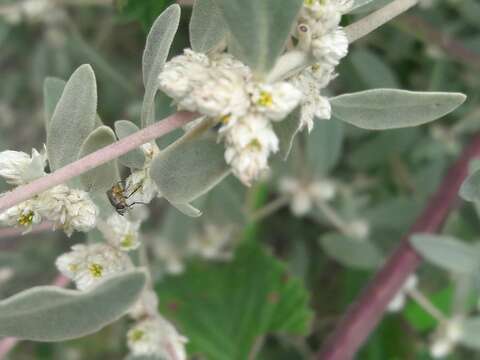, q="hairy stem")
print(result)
[316,133,480,360]
[0,112,196,213]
